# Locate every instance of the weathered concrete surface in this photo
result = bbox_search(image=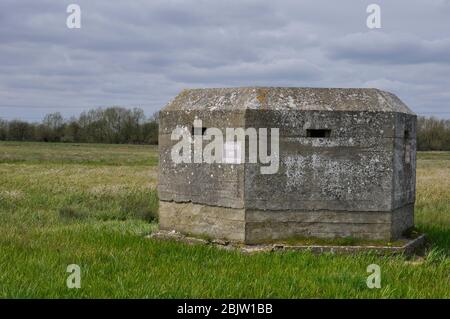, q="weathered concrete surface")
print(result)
[244,110,396,212]
[245,209,392,243]
[159,109,246,209]
[162,87,414,113]
[159,202,414,243]
[148,230,427,256]
[158,87,417,243]
[159,201,246,242]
